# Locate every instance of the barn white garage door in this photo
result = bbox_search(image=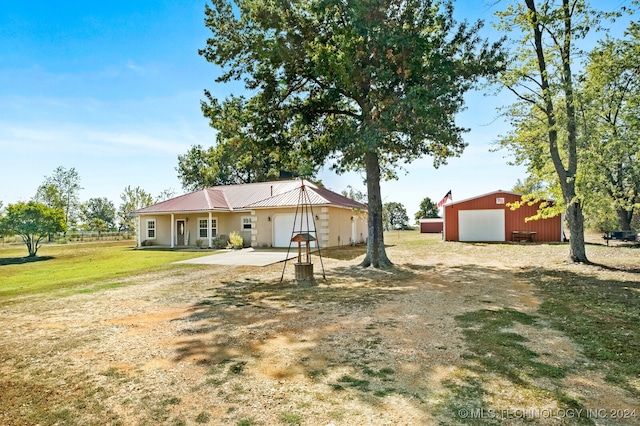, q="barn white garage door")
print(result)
[273,213,316,248]
[458,209,505,242]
